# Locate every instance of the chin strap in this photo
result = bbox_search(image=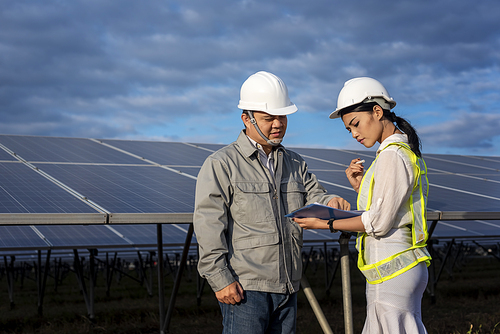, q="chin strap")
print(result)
[247,110,282,146]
